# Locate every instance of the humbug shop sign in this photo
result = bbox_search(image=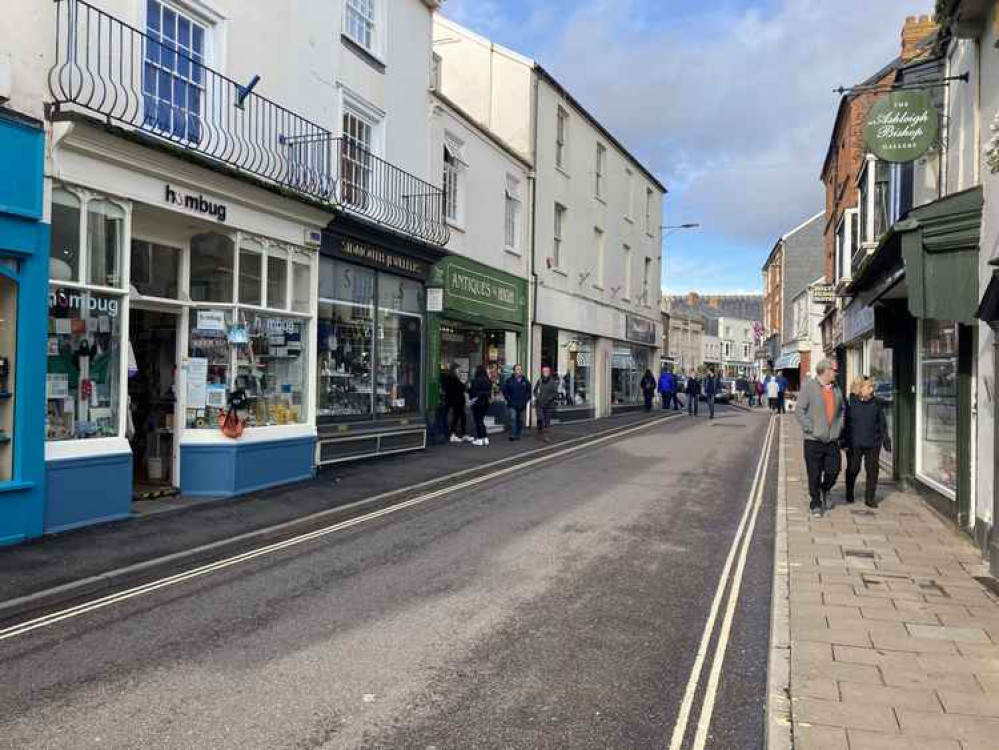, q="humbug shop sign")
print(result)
[863,91,938,163]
